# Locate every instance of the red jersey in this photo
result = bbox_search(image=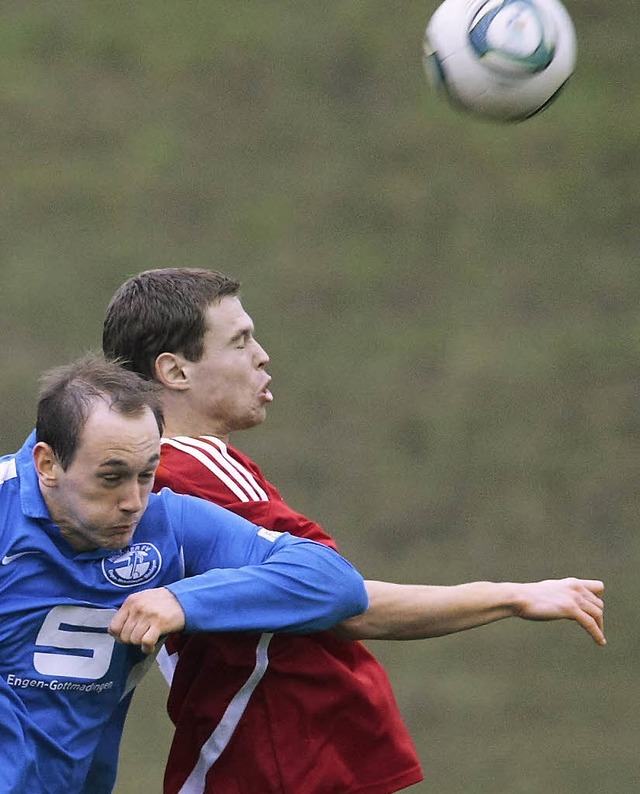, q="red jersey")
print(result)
[155,435,423,794]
